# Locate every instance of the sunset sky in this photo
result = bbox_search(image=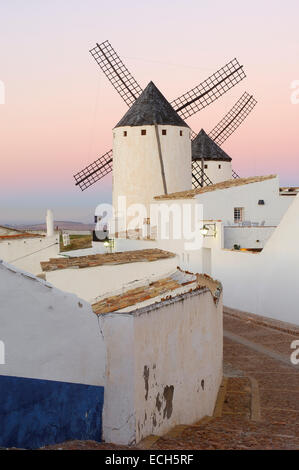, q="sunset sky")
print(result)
[0,0,298,224]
